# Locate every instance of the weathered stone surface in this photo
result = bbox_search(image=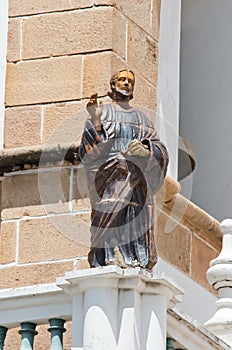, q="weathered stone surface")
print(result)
[43,101,88,145]
[8,0,113,17]
[111,54,129,76]
[163,193,222,252]
[7,18,21,62]
[2,208,26,221]
[34,168,71,212]
[5,56,82,106]
[2,173,42,211]
[191,235,218,290]
[2,203,71,221]
[94,0,113,5]
[133,74,157,111]
[127,22,158,86]
[157,176,181,205]
[0,261,73,289]
[76,212,91,225]
[200,223,222,252]
[18,215,90,263]
[0,222,16,264]
[156,210,191,274]
[151,0,161,41]
[0,141,80,175]
[2,170,70,213]
[9,0,95,17]
[4,106,41,148]
[72,199,91,212]
[116,0,152,35]
[72,168,91,210]
[112,8,127,59]
[22,8,113,59]
[83,52,113,98]
[43,96,112,145]
[75,258,89,270]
